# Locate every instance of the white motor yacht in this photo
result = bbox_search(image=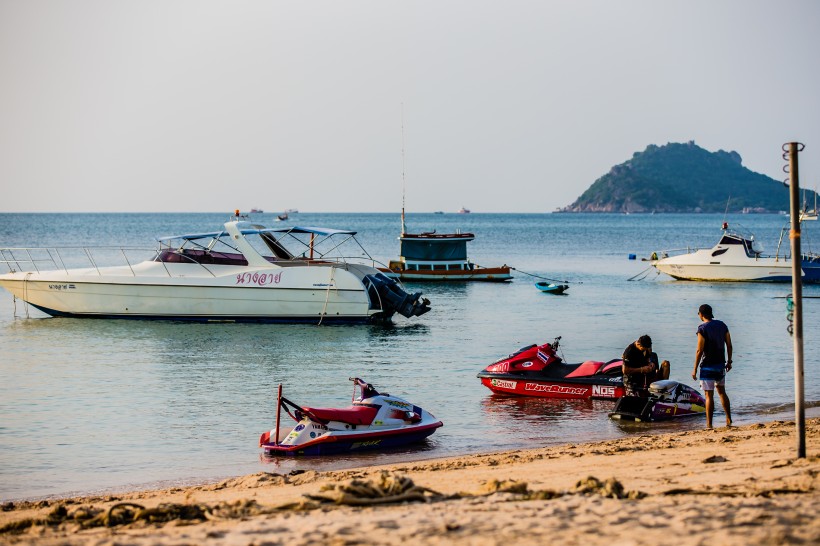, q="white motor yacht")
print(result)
[651,222,820,282]
[0,218,431,324]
